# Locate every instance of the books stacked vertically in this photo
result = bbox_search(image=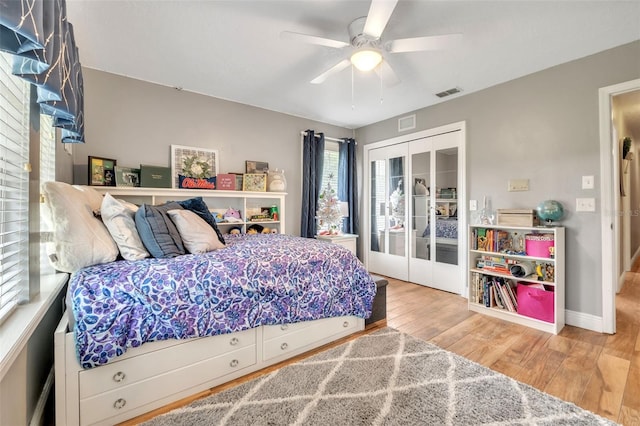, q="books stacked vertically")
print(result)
[470,272,518,312]
[471,227,514,253]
